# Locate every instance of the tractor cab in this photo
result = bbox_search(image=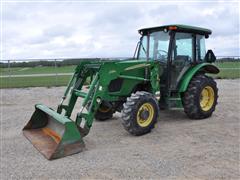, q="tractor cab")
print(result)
[137,25,216,91]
